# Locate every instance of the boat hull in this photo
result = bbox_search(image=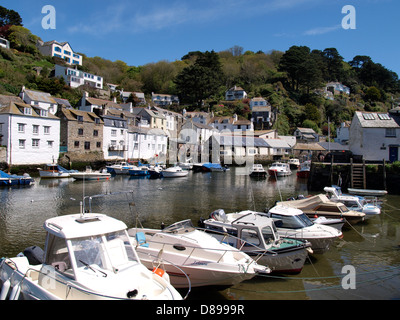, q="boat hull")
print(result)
[70,173,111,181]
